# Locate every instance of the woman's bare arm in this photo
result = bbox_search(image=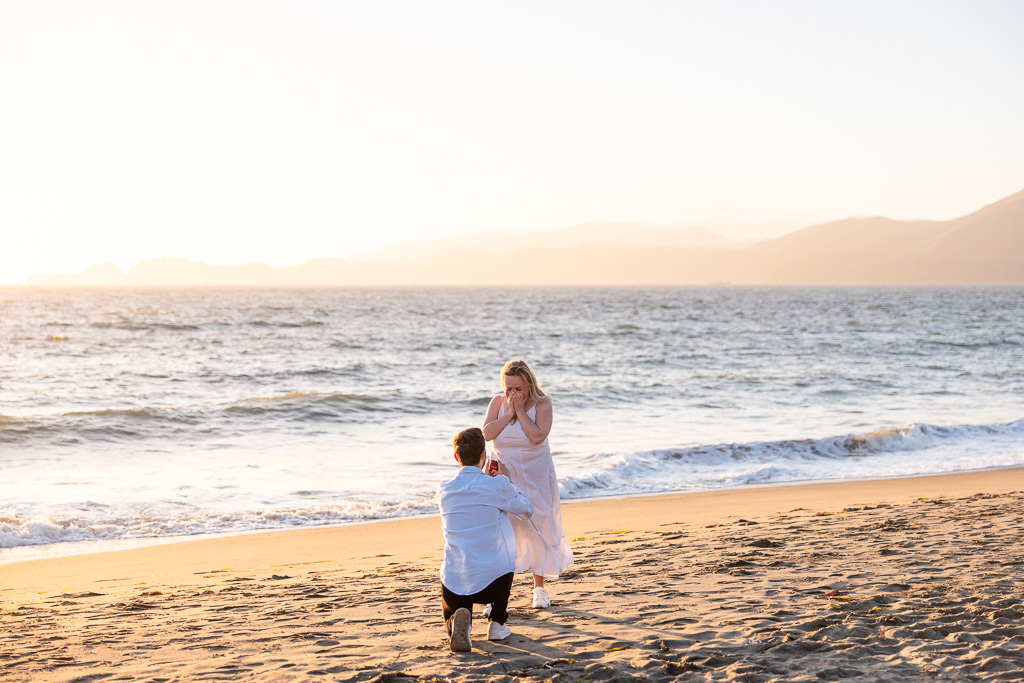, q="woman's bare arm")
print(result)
[482,395,516,441]
[517,396,552,445]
